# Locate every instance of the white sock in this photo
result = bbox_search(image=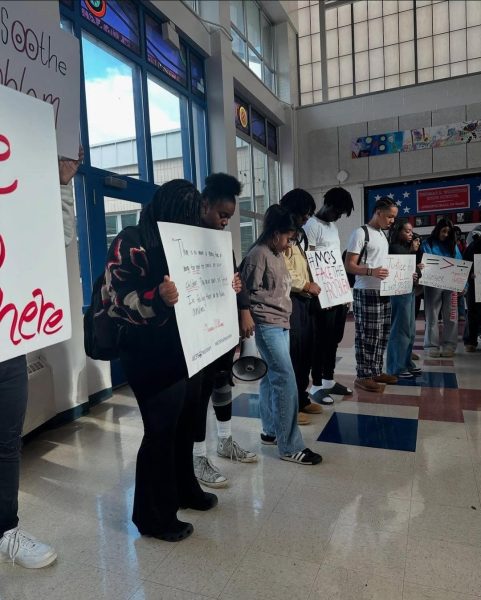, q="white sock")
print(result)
[322,379,335,389]
[217,419,232,439]
[309,384,323,395]
[193,441,207,457]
